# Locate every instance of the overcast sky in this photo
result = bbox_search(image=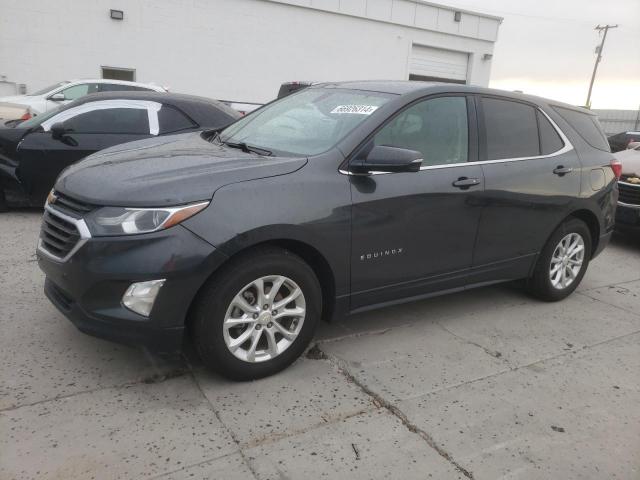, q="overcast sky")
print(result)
[444,0,640,109]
